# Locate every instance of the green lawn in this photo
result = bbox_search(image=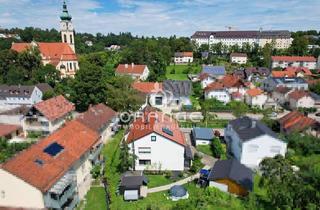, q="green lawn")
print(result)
[77,187,106,210]
[146,175,172,188]
[166,64,201,80]
[179,119,229,128]
[197,145,214,156]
